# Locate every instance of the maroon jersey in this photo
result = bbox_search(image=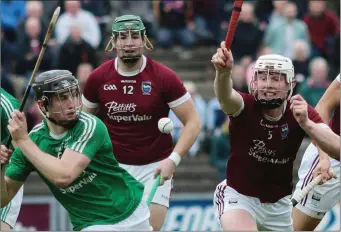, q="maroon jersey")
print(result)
[226,92,323,203]
[82,56,189,165]
[329,105,340,136]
